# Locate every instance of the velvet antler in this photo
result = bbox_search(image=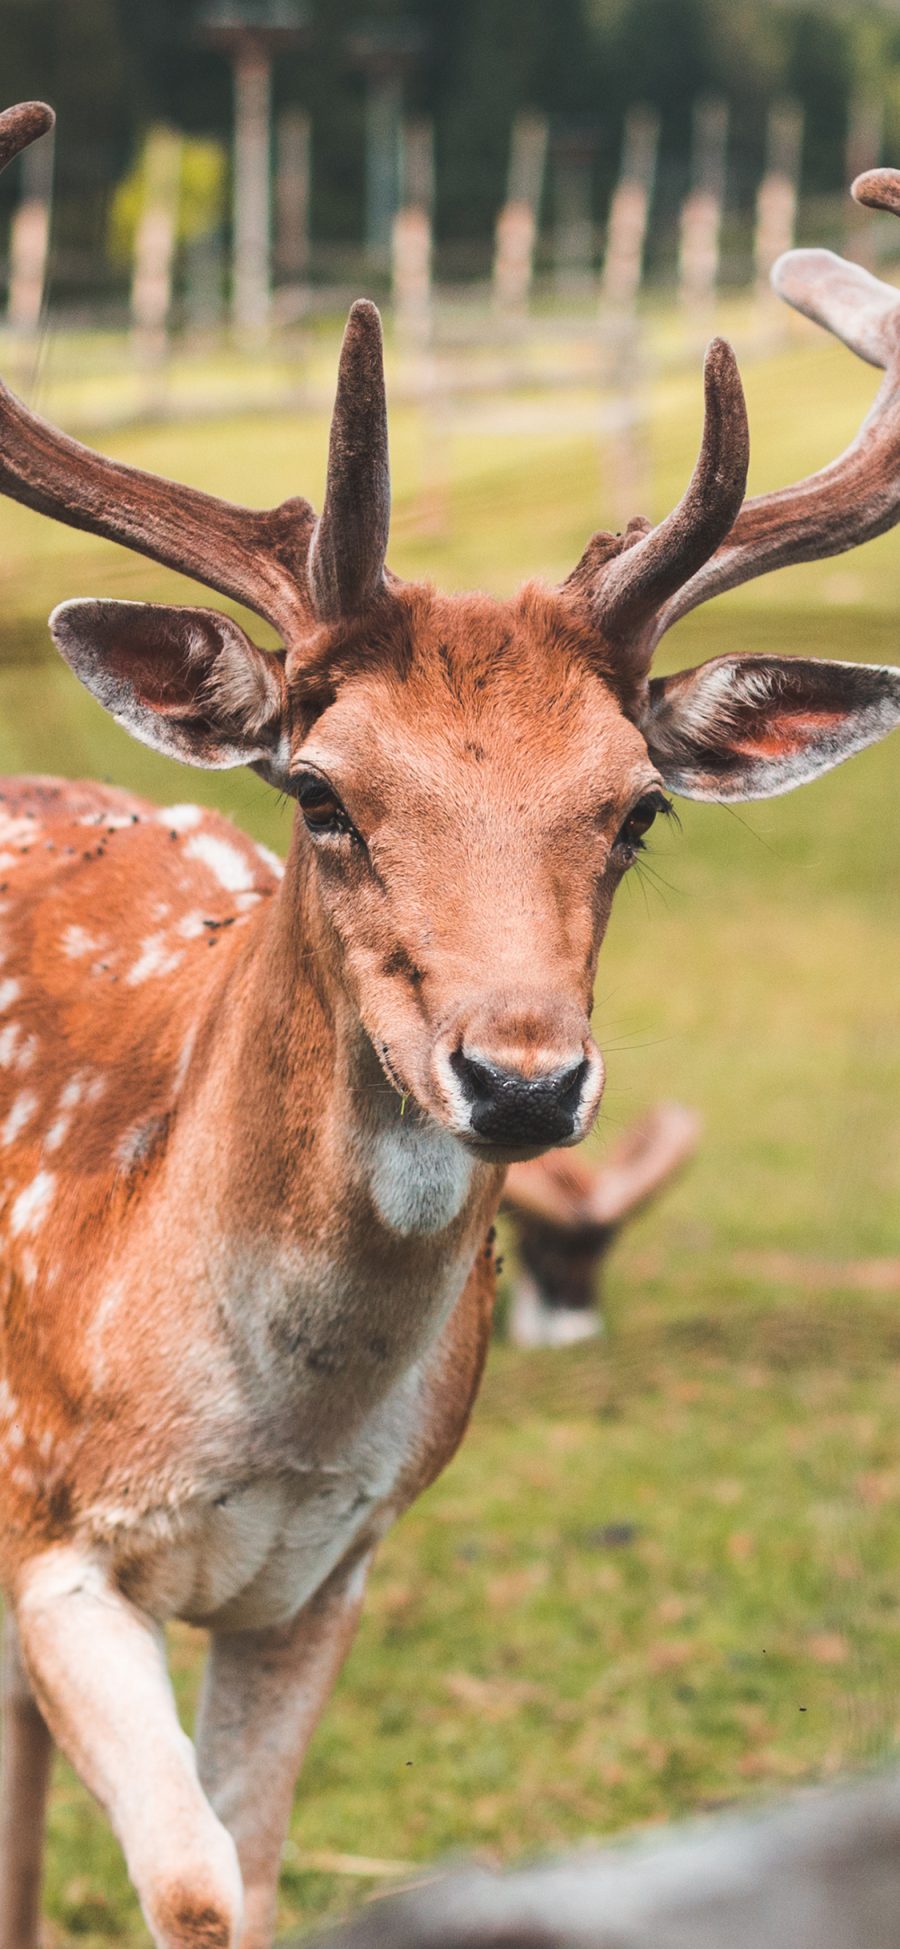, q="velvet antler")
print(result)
[567,339,749,672]
[307,301,391,620]
[642,170,900,650]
